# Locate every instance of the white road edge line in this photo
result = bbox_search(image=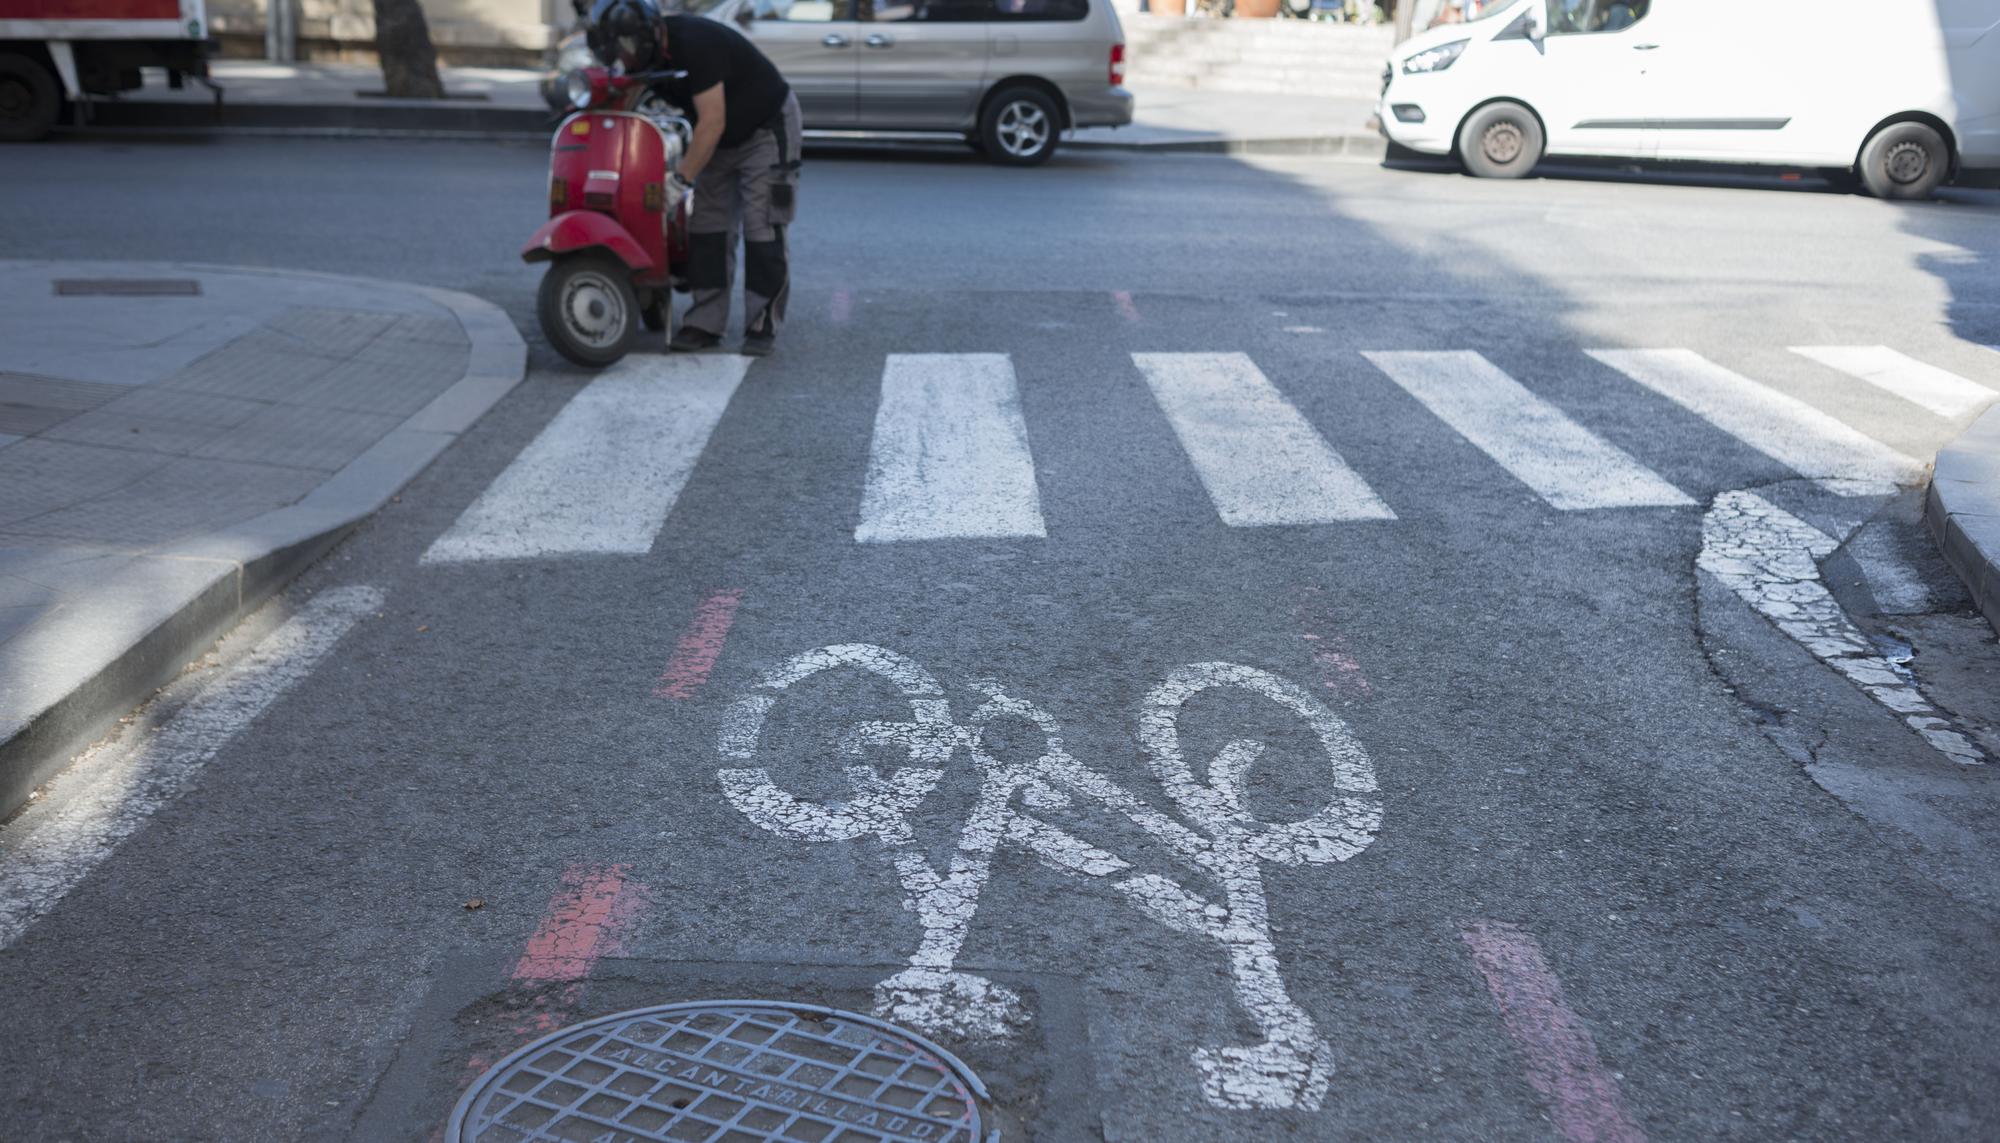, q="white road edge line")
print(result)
[855,353,1048,542]
[1134,351,1394,525]
[1364,350,1691,510]
[0,585,384,950]
[1589,348,1925,496]
[1789,346,1998,420]
[422,355,752,563]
